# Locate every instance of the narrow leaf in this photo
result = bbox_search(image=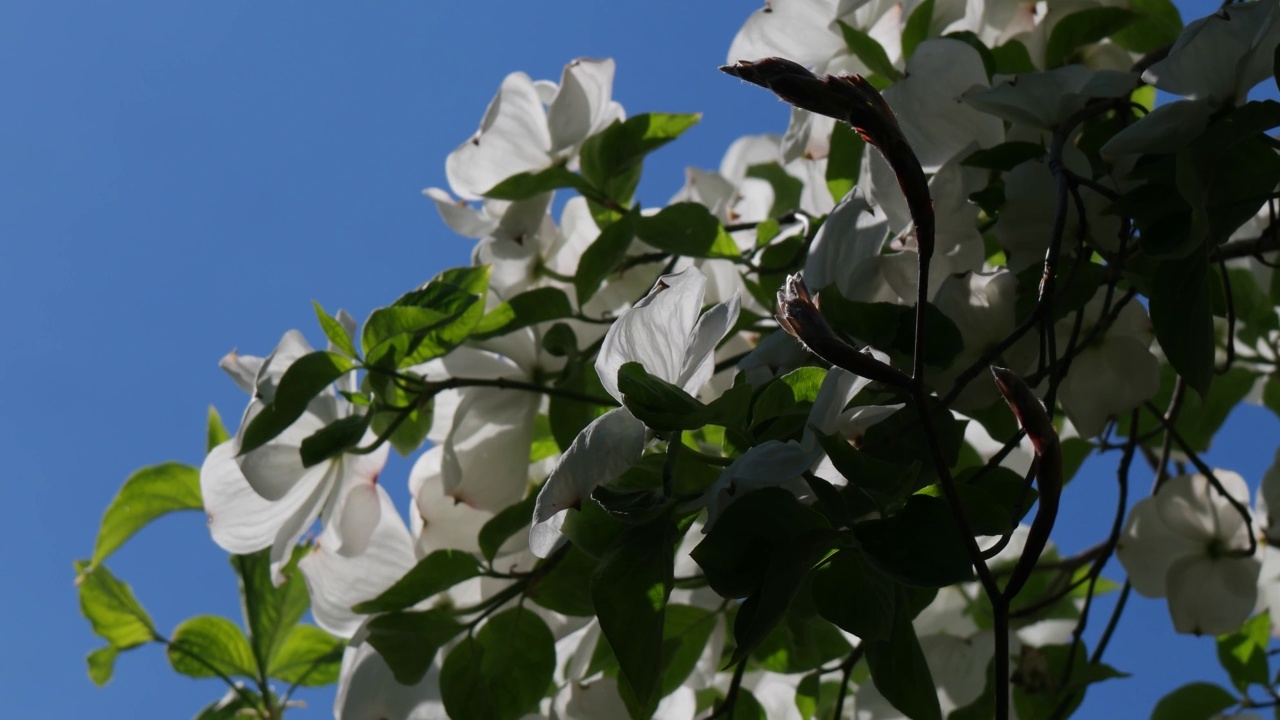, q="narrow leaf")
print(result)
[207,406,230,453]
[353,550,483,614]
[240,351,355,454]
[313,301,358,358]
